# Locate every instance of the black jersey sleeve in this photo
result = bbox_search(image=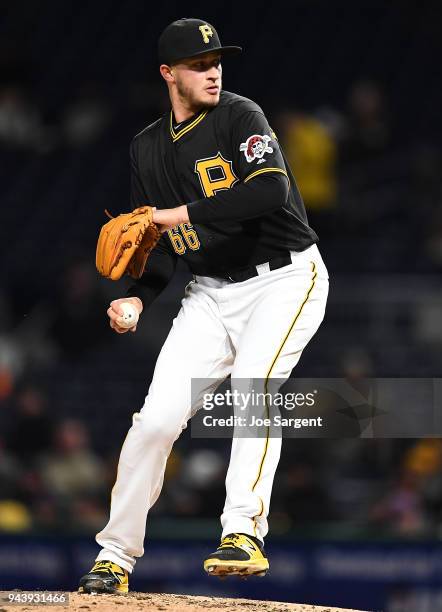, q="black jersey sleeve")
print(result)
[130,137,149,208]
[125,235,177,309]
[187,172,288,224]
[231,110,289,183]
